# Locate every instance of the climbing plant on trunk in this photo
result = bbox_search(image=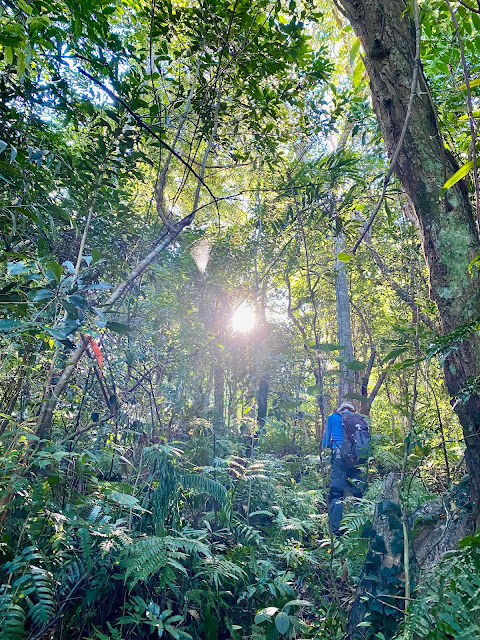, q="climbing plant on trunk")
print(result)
[337,0,480,519]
